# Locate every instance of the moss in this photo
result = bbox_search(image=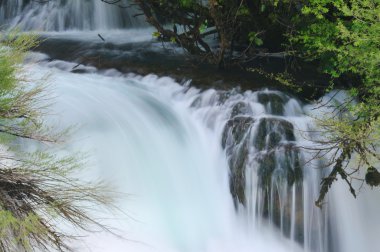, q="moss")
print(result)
[221,116,254,148]
[254,117,295,151]
[222,116,255,206]
[257,92,288,115]
[231,102,252,118]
